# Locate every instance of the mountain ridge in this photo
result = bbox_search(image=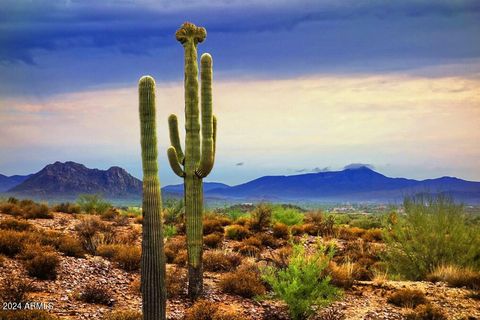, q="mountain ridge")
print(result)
[3,162,480,203]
